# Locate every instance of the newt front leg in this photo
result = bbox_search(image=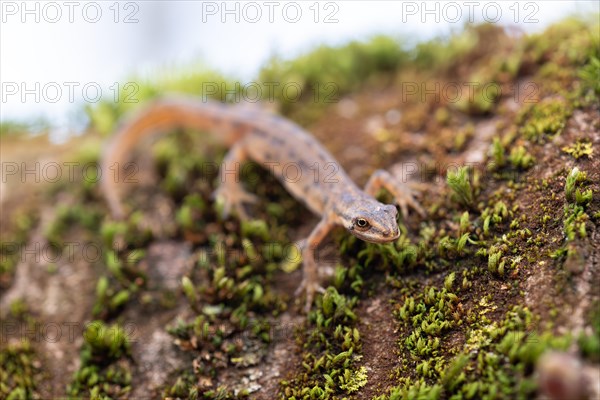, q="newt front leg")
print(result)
[364,169,425,218]
[295,215,336,311]
[212,140,258,220]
